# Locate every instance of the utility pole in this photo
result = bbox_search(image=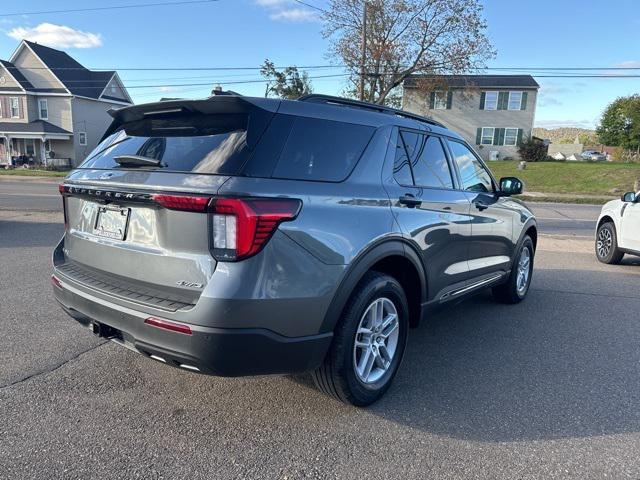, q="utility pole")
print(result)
[359,1,367,101]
